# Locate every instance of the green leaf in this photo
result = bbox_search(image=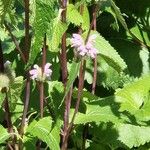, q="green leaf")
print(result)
[26,117,60,150]
[48,19,68,52]
[59,61,80,107]
[109,0,128,31]
[28,0,55,66]
[9,76,24,111]
[74,97,121,124]
[115,75,150,114]
[92,31,127,72]
[0,0,15,23]
[66,4,83,26]
[0,125,10,144]
[81,4,90,31]
[116,123,150,148]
